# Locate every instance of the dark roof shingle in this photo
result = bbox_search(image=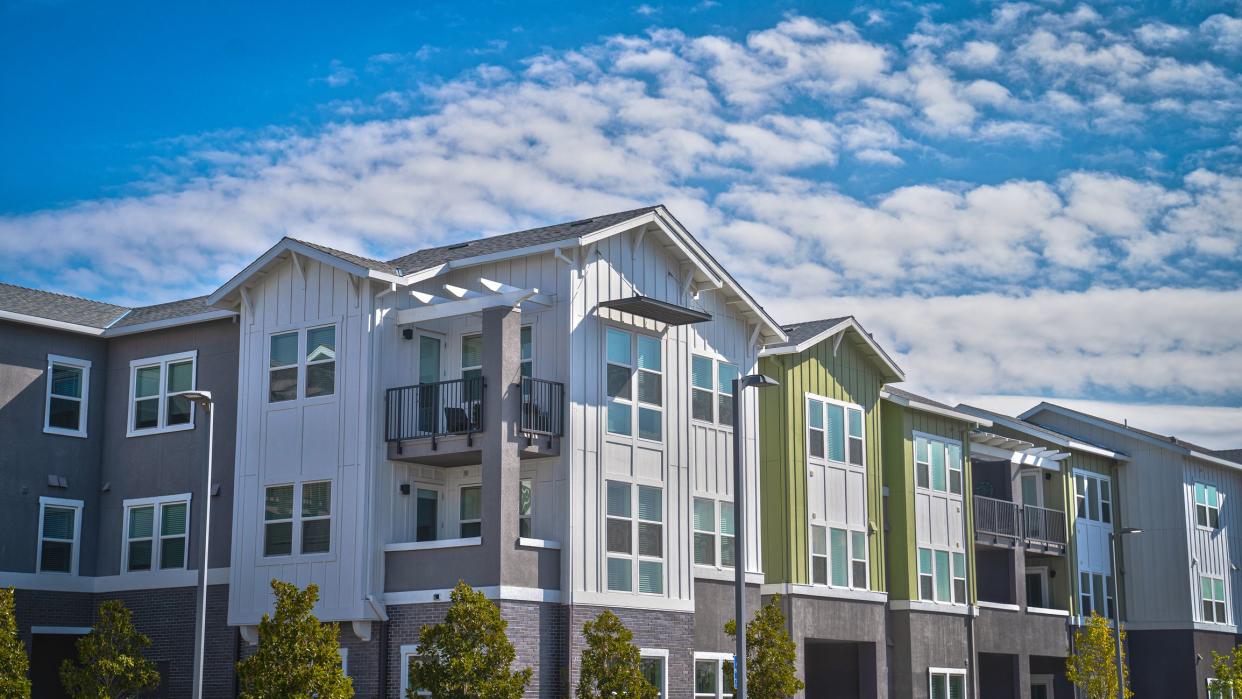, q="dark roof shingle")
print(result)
[0,282,128,329]
[770,316,852,348]
[112,296,218,328]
